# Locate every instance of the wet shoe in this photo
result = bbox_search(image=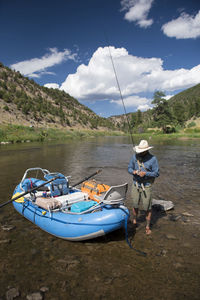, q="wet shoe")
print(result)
[146,227,151,235]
